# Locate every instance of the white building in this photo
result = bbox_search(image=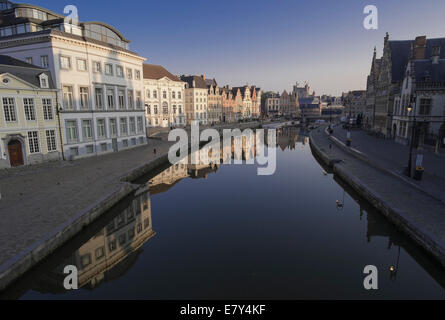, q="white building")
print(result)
[0,1,147,160]
[392,44,445,149]
[143,64,186,128]
[180,75,208,125]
